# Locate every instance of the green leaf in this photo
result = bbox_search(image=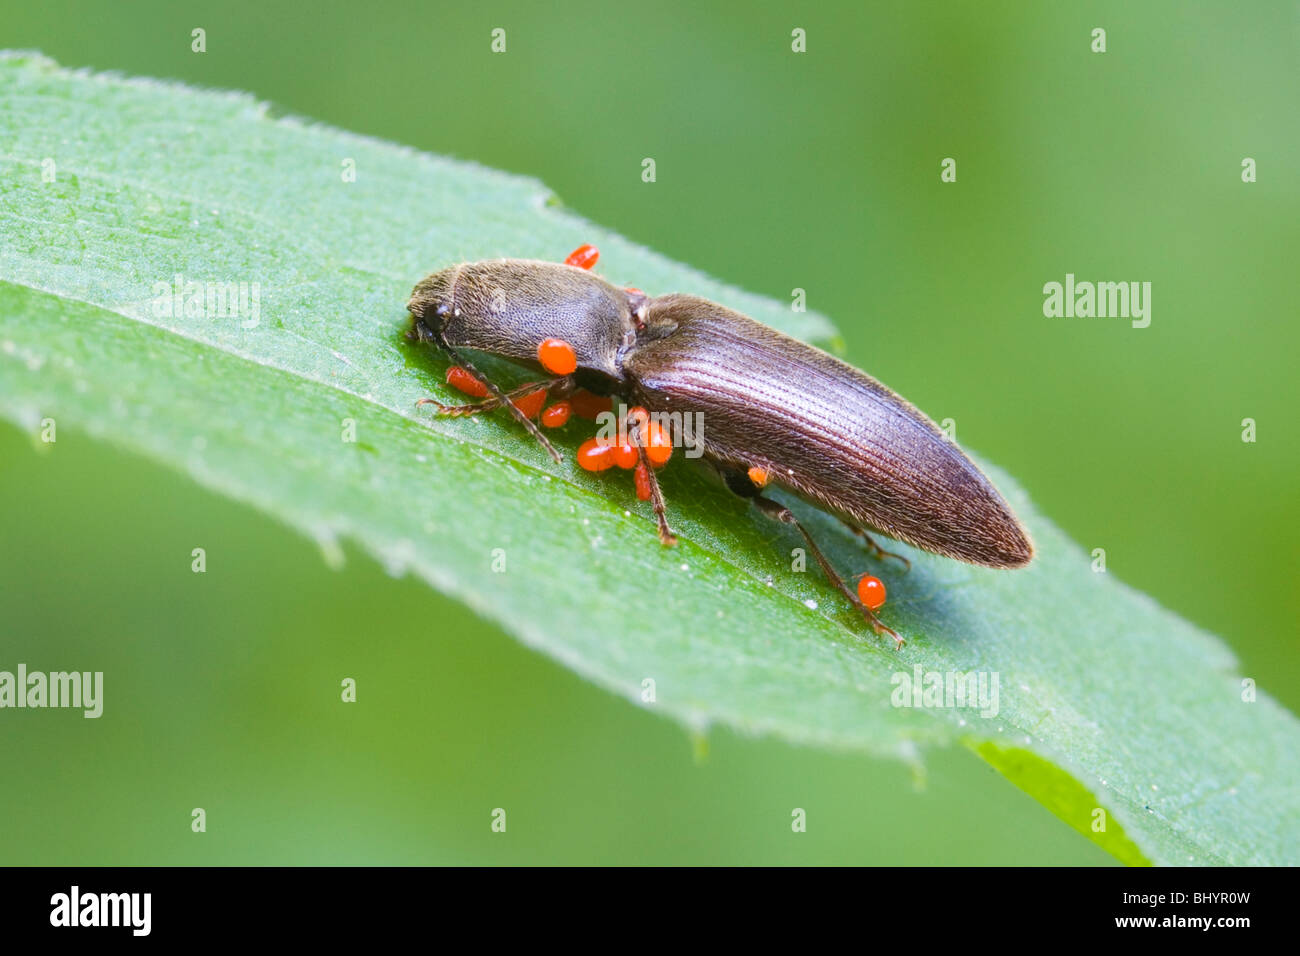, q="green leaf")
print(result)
[2,53,1296,866]
[972,741,1151,867]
